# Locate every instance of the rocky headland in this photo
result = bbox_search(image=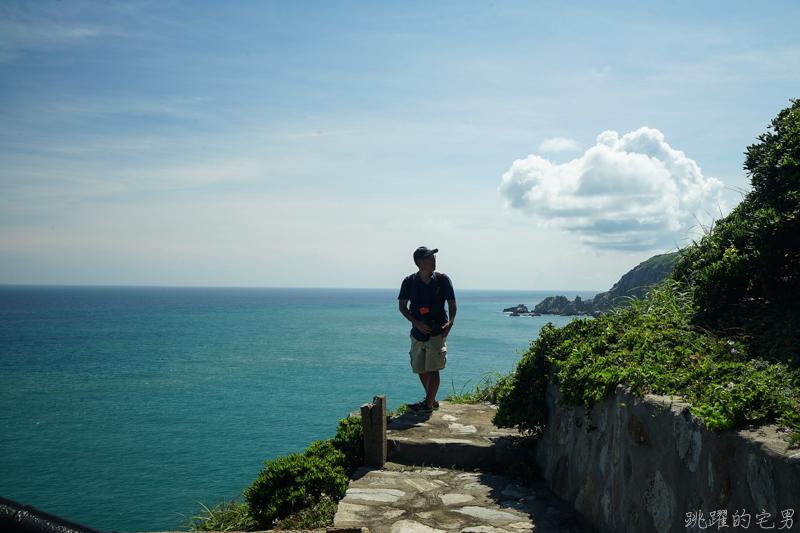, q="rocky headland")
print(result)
[503,252,679,317]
